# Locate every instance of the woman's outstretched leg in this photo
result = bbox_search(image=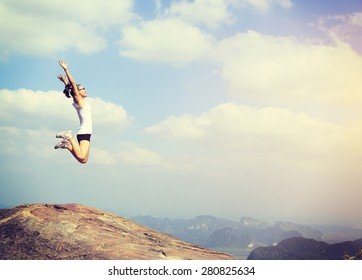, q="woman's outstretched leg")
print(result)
[67,137,90,164]
[55,130,90,164]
